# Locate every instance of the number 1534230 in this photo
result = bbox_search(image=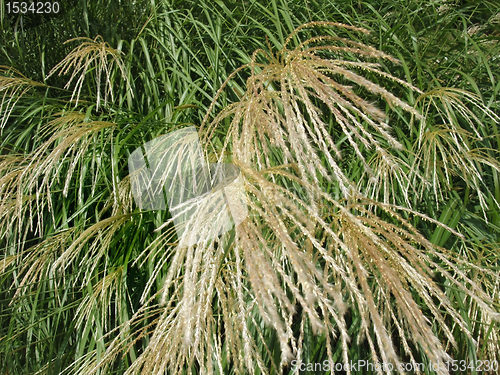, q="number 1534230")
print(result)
[5,2,60,14]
